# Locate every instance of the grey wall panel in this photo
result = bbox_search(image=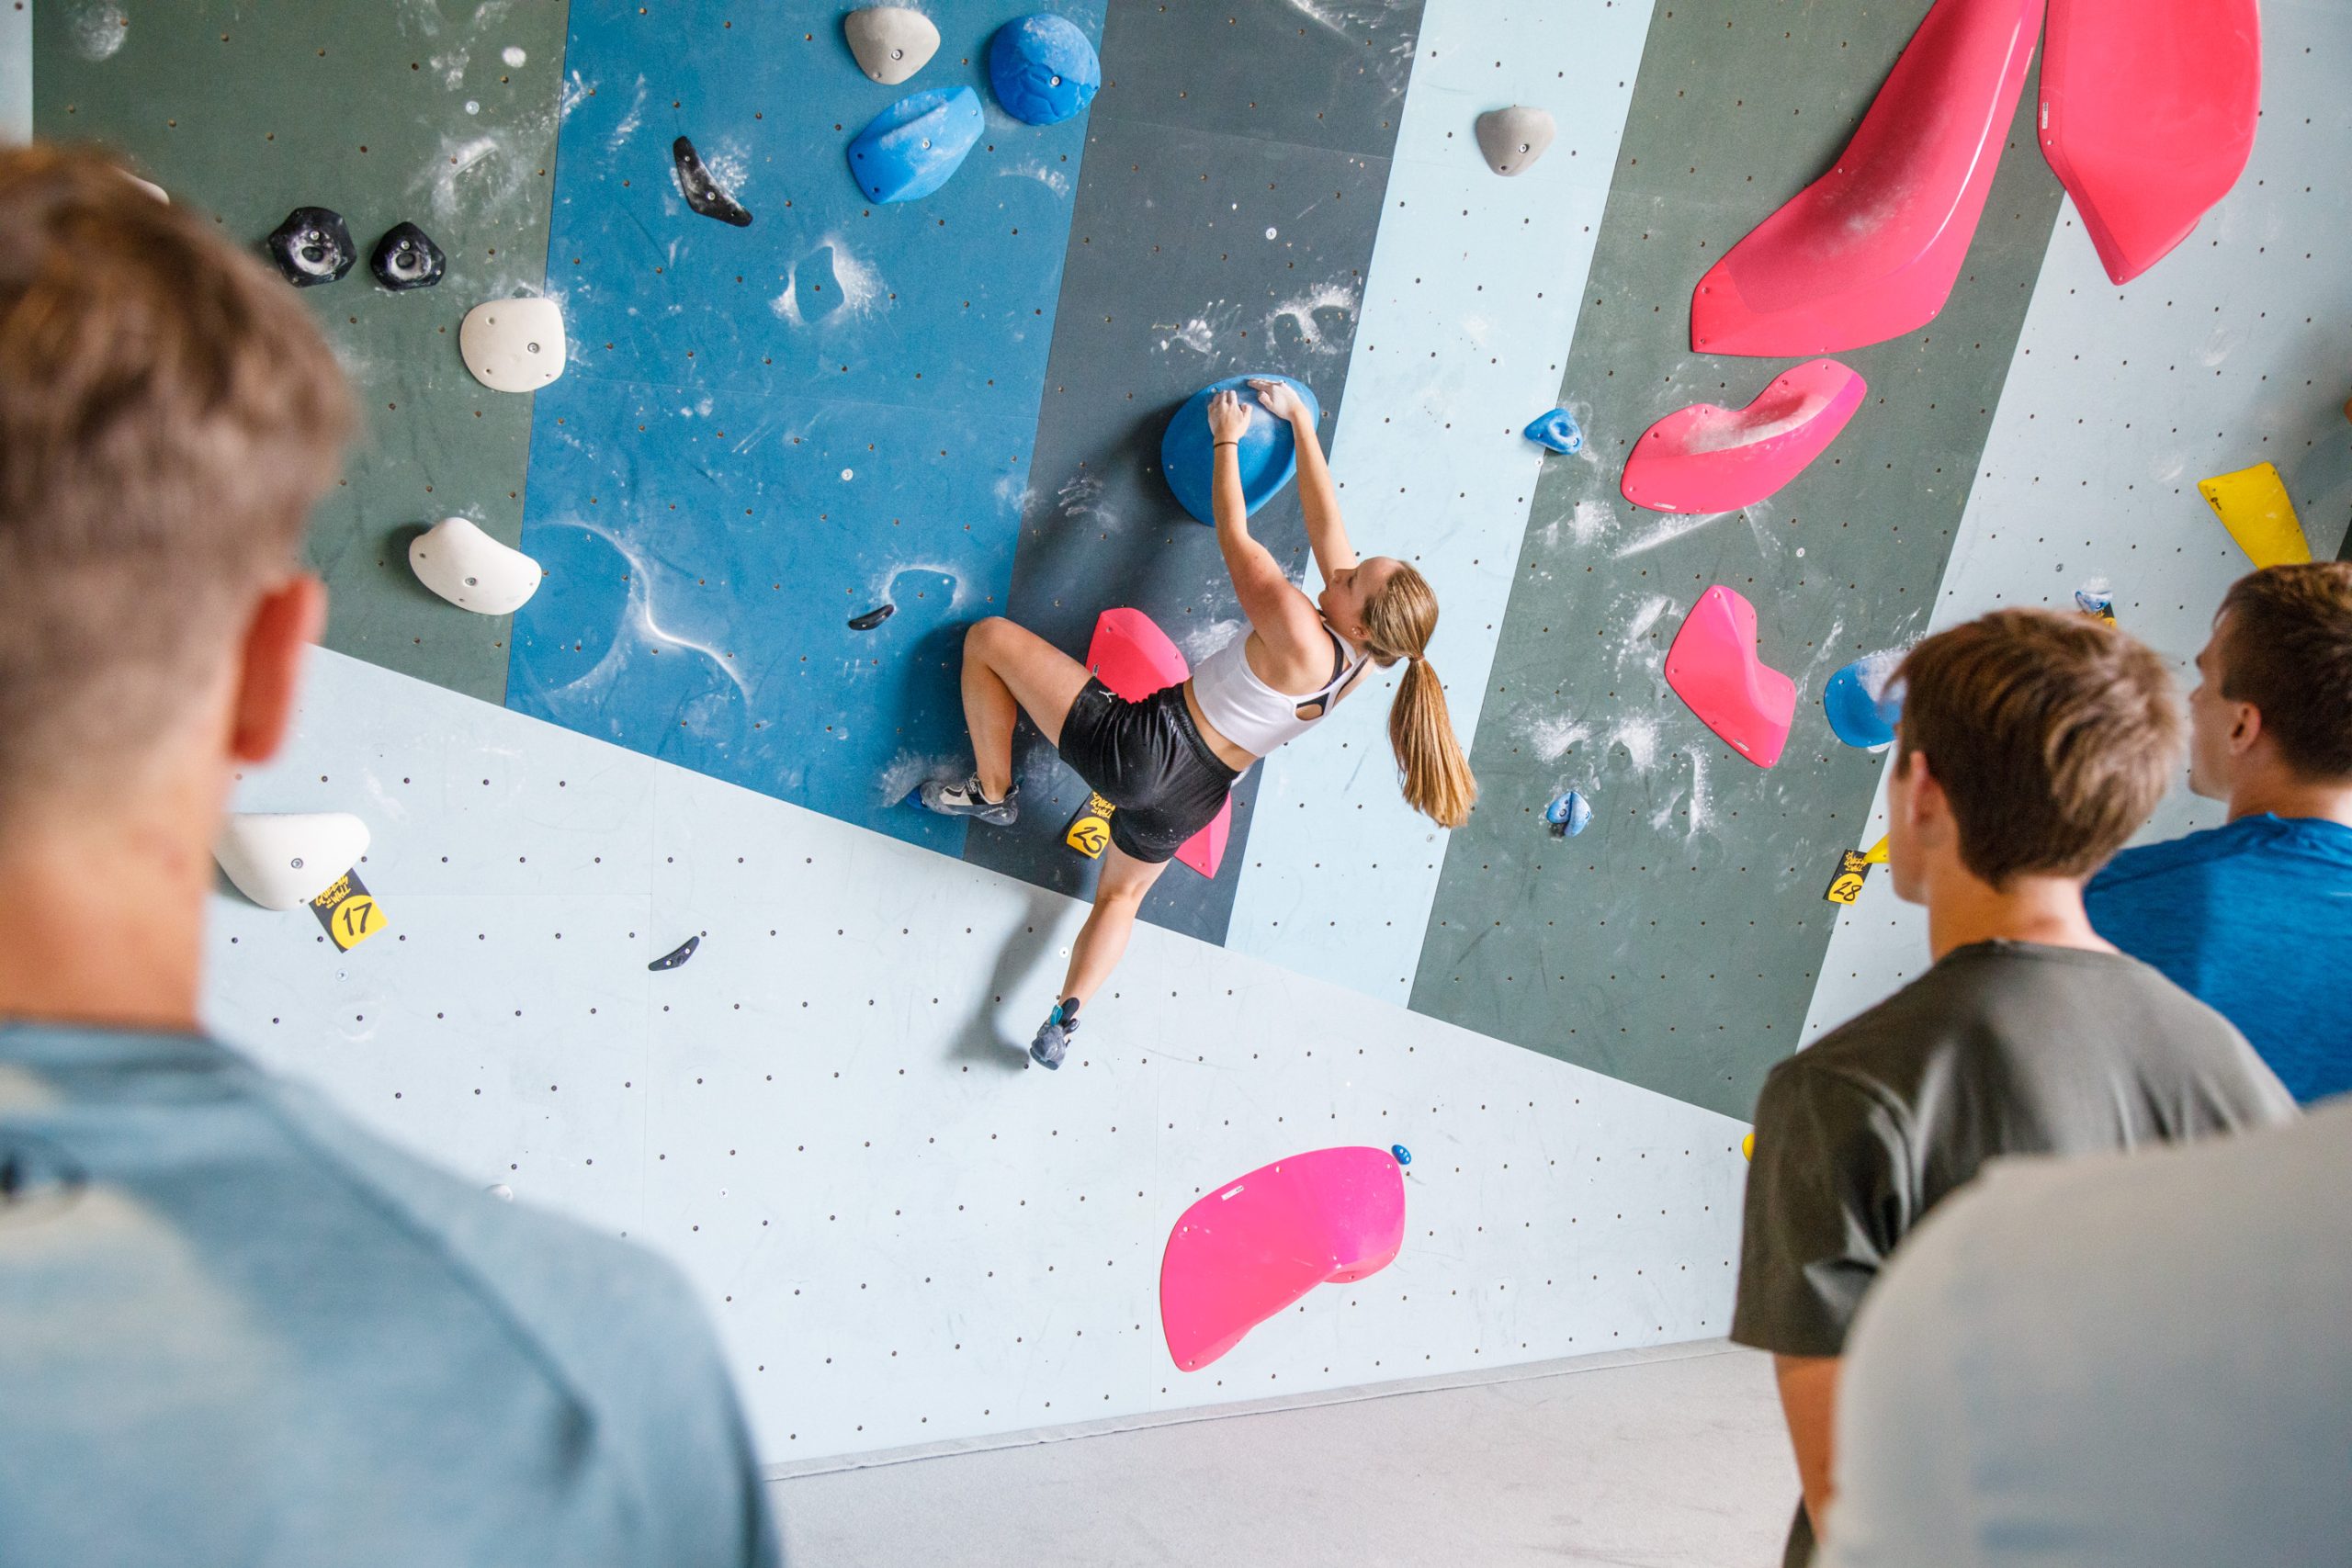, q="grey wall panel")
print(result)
[1409,1,2066,1119]
[961,0,1422,942]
